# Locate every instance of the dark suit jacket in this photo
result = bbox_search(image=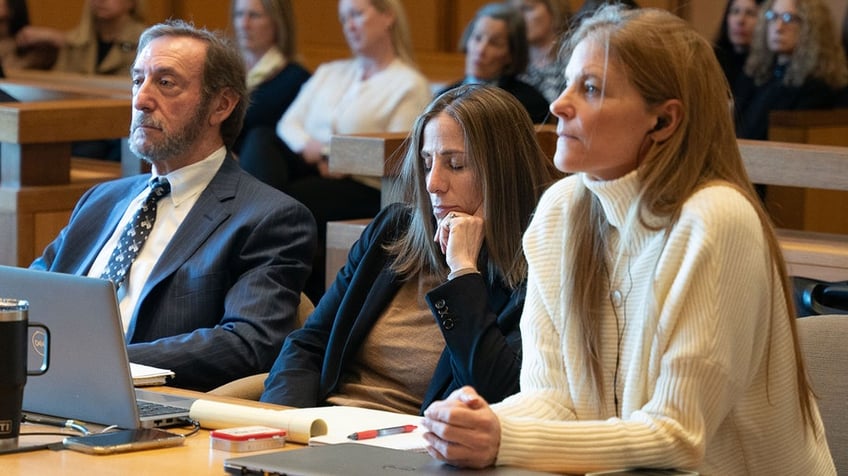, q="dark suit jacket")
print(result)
[260,204,524,413]
[31,157,317,391]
